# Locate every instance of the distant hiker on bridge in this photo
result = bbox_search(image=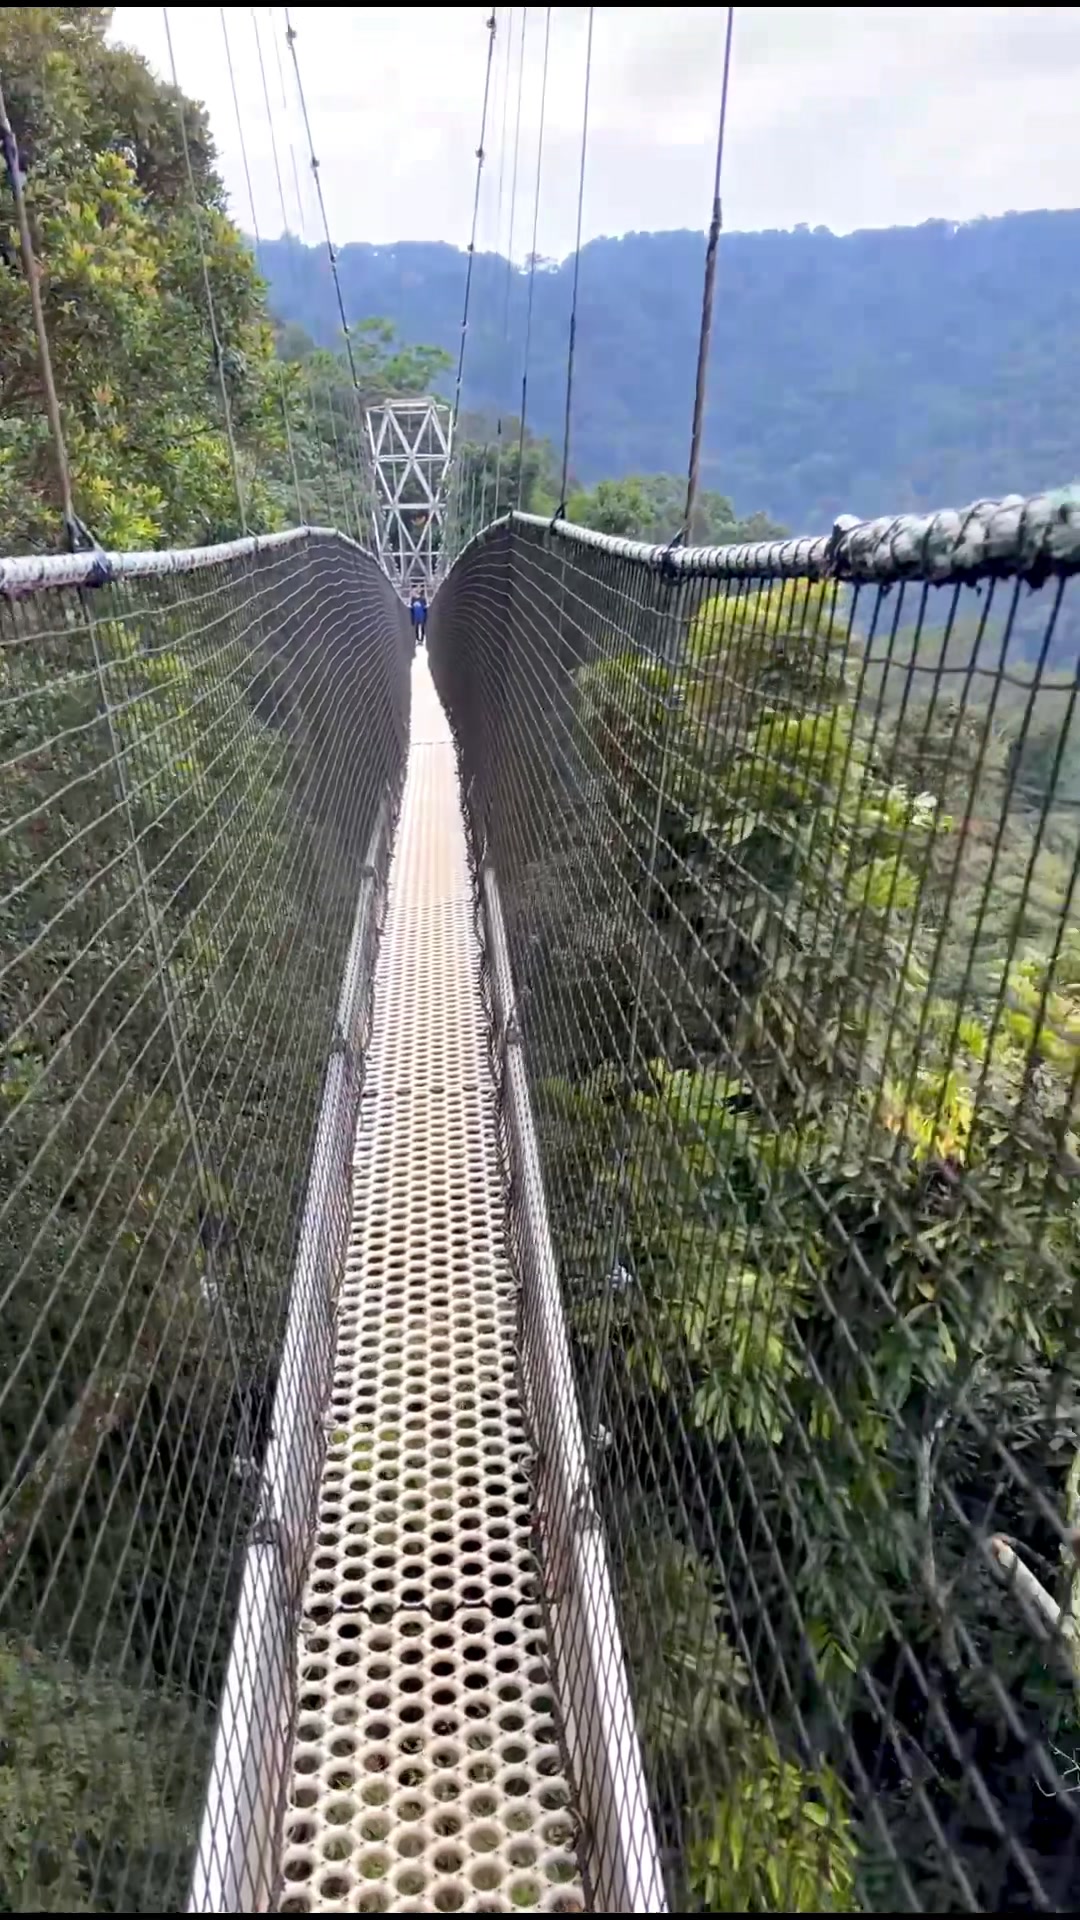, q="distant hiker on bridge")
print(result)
[409,592,428,648]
